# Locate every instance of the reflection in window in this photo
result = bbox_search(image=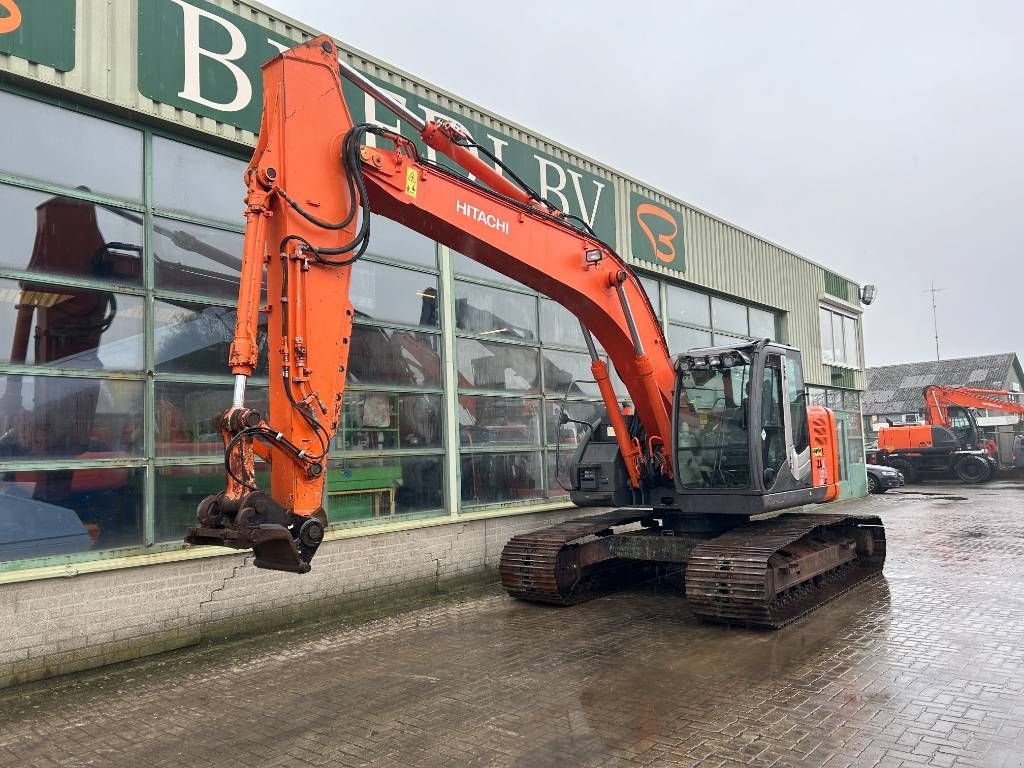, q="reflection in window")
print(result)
[542,348,601,397]
[667,285,710,327]
[155,382,268,456]
[459,396,541,446]
[0,467,144,560]
[348,327,441,388]
[545,400,604,446]
[639,275,662,316]
[676,363,752,489]
[152,137,246,224]
[325,455,443,523]
[453,250,519,286]
[364,217,437,267]
[0,278,144,370]
[0,91,143,201]
[711,297,748,335]
[0,375,143,460]
[749,307,776,340]
[819,306,860,367]
[461,452,542,506]
[351,260,439,327]
[455,281,536,340]
[456,338,539,392]
[154,300,268,375]
[540,299,588,349]
[155,464,267,543]
[668,325,712,353]
[0,184,144,285]
[153,218,244,300]
[335,391,443,451]
[713,333,749,347]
